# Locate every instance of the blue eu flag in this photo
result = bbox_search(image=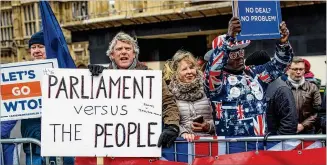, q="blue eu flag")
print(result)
[39,1,76,68]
